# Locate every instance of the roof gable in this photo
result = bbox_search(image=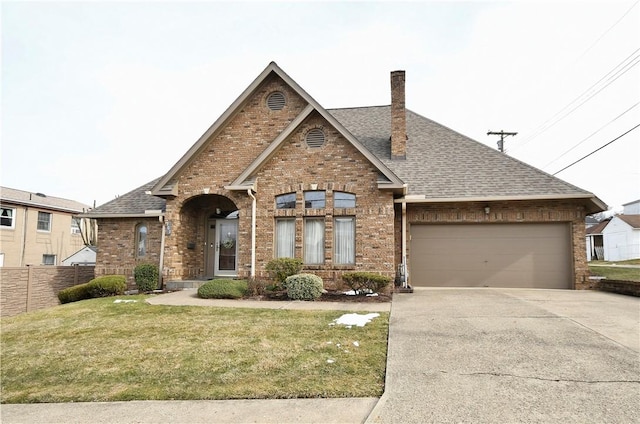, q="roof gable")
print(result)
[152,62,404,196]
